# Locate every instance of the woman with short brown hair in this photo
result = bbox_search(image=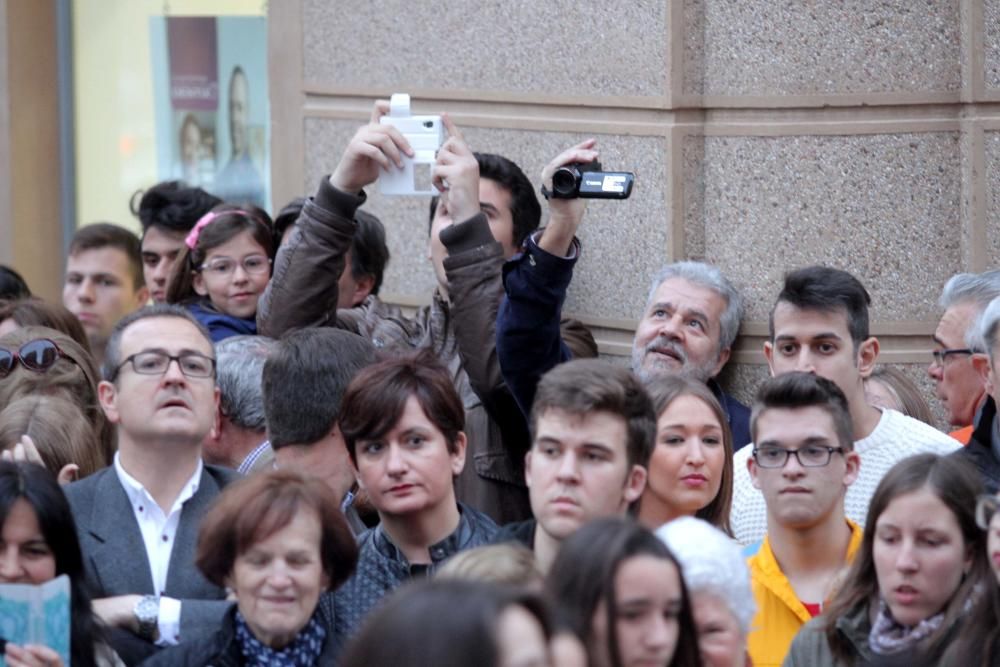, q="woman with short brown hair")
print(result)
[142,469,358,666]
